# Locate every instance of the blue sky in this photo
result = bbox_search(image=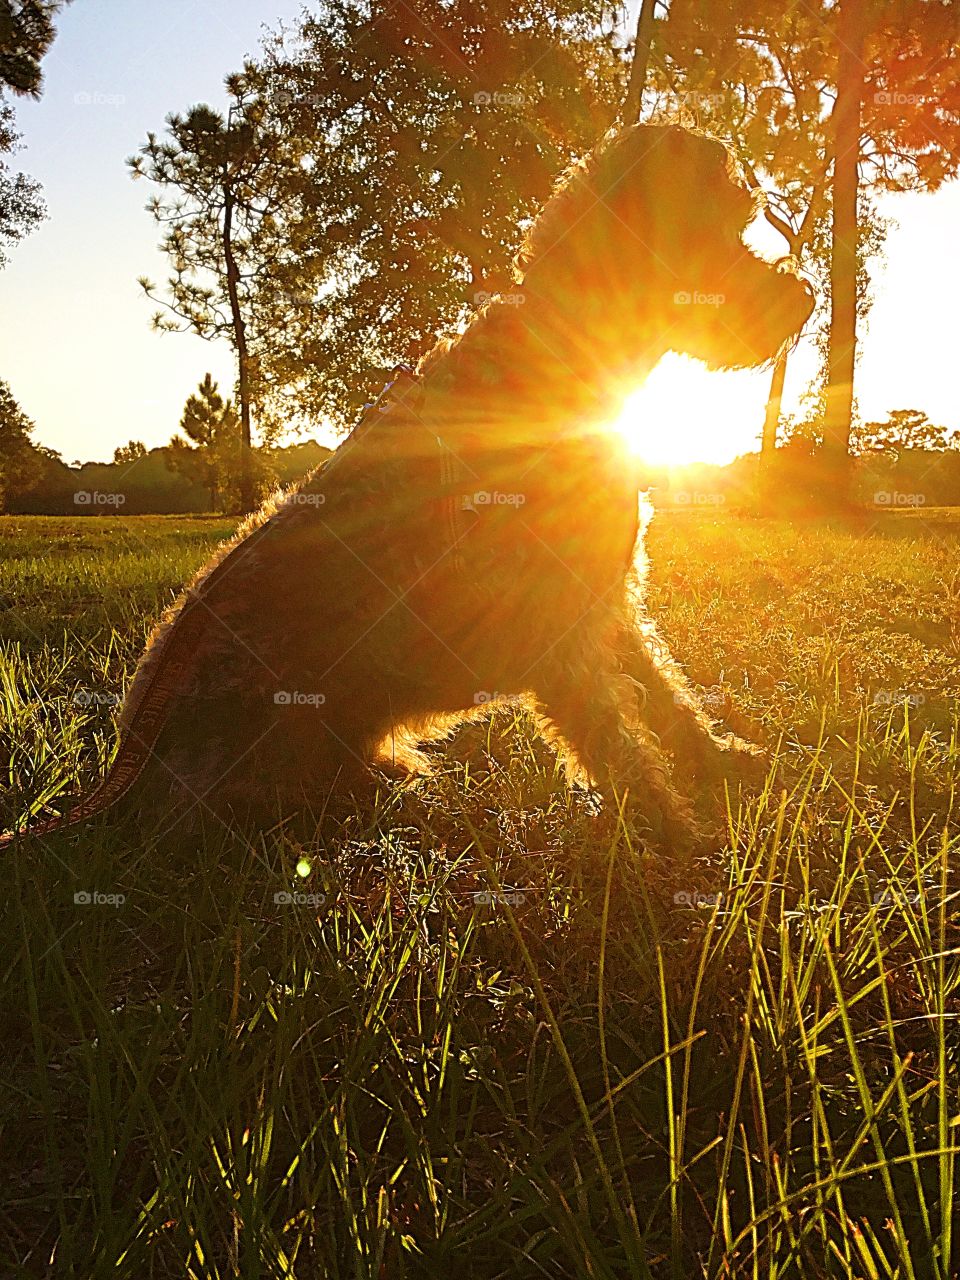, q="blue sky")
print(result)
[1,0,959,465]
[0,0,305,462]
